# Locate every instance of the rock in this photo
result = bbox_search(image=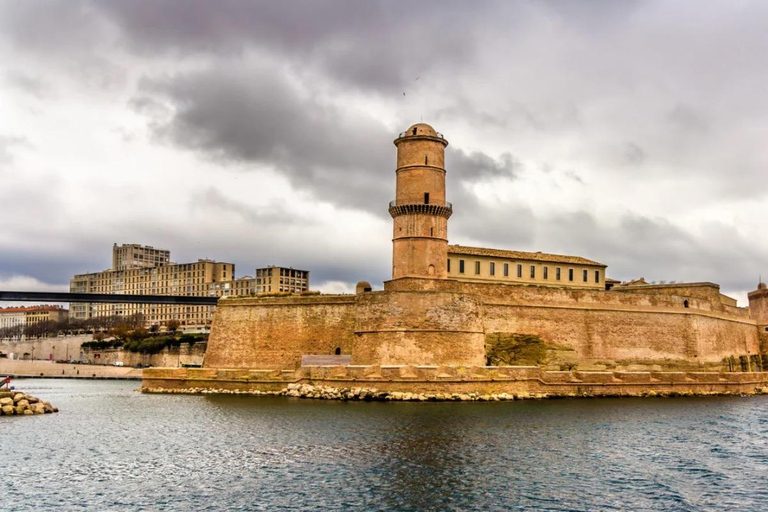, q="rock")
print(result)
[13,393,25,403]
[14,404,26,414]
[22,409,33,415]
[0,397,12,406]
[16,399,29,408]
[1,405,14,415]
